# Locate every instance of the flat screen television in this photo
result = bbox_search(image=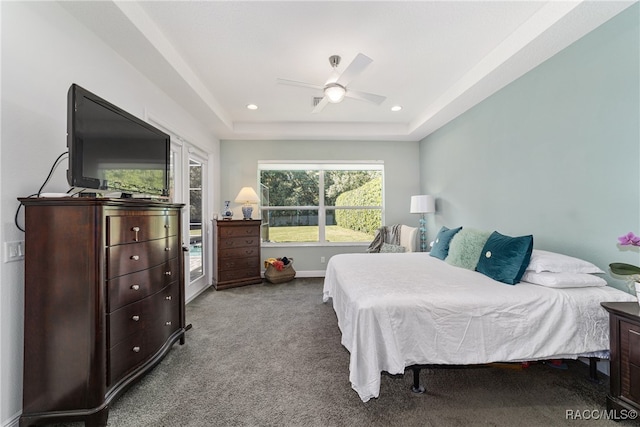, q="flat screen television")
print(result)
[67,84,170,198]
